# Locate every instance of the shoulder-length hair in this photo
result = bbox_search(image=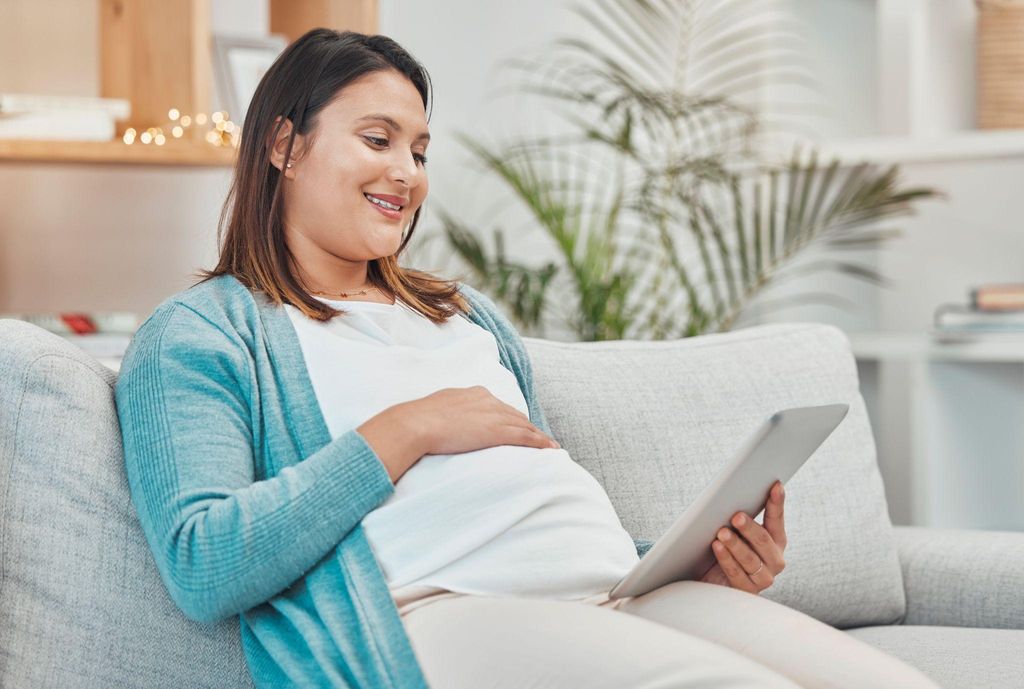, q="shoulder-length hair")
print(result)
[198,28,468,323]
